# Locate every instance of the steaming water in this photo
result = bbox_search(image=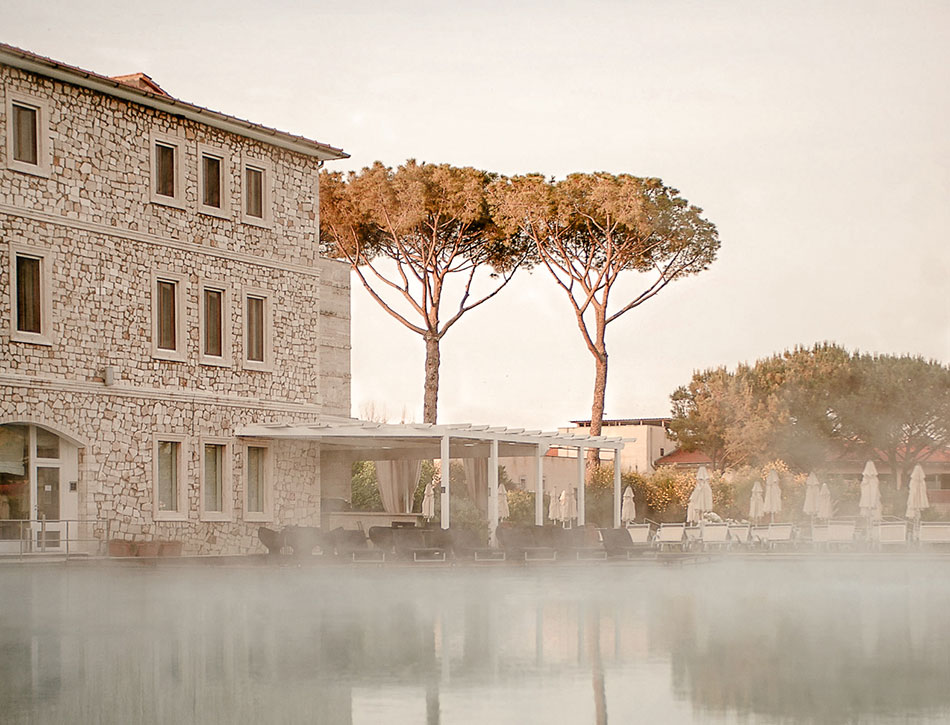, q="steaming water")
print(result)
[2,557,950,724]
